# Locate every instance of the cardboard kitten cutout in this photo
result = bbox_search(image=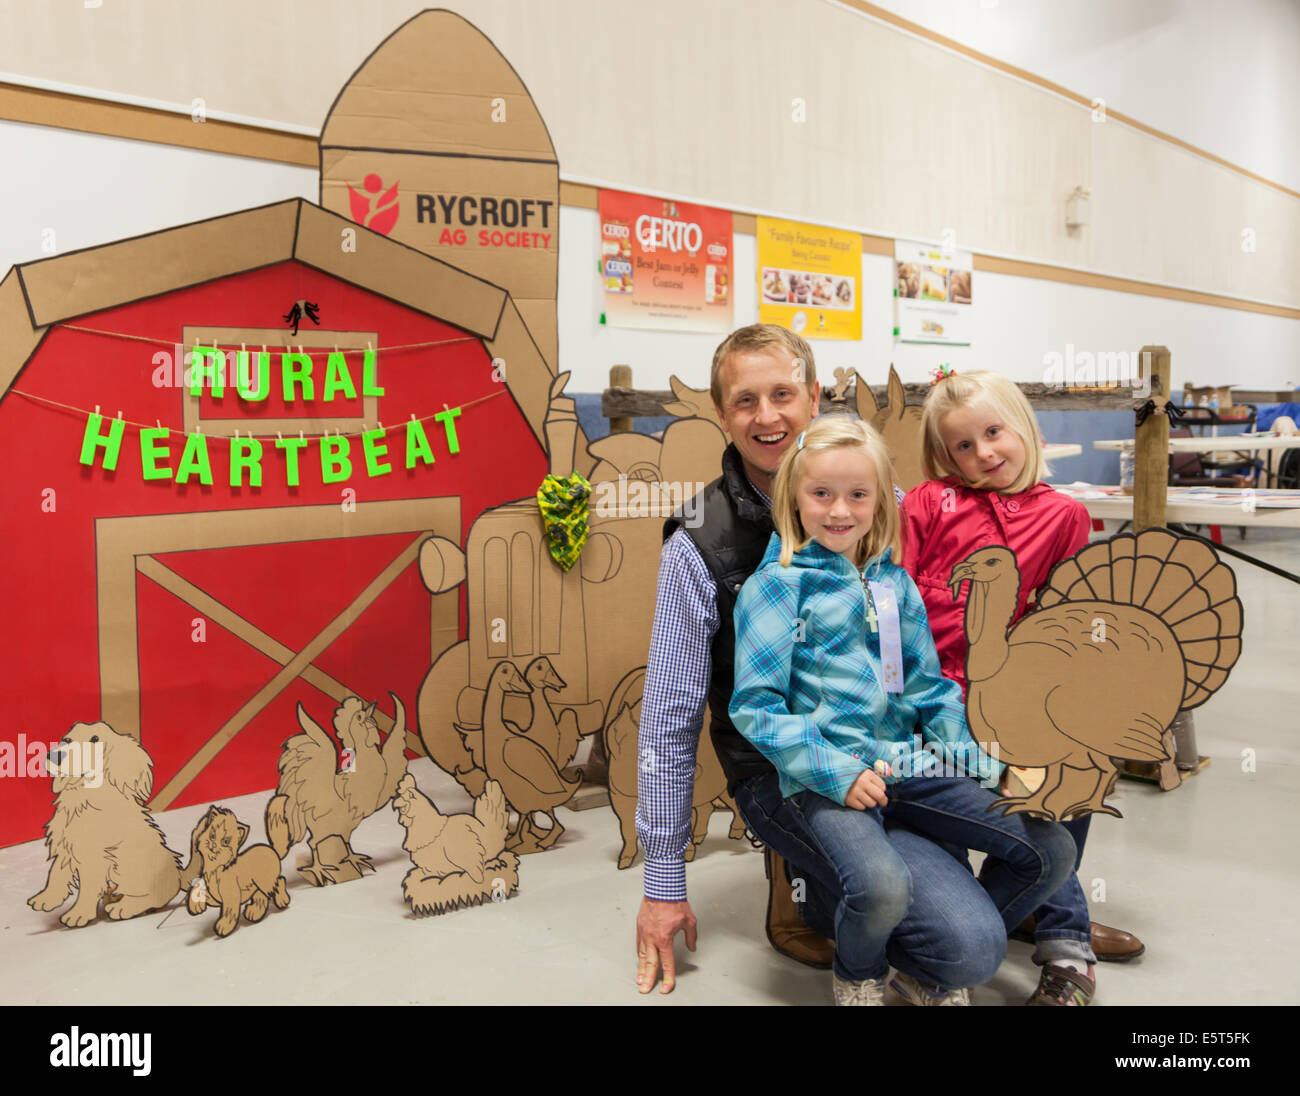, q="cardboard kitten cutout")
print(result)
[392,773,520,914]
[184,802,290,937]
[950,529,1242,820]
